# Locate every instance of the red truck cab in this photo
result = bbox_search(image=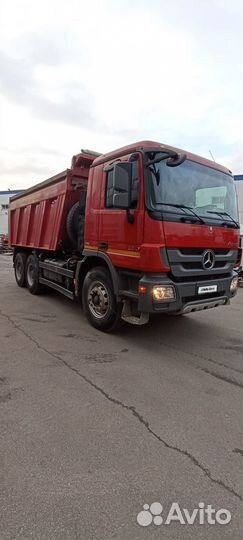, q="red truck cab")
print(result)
[9,140,240,331]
